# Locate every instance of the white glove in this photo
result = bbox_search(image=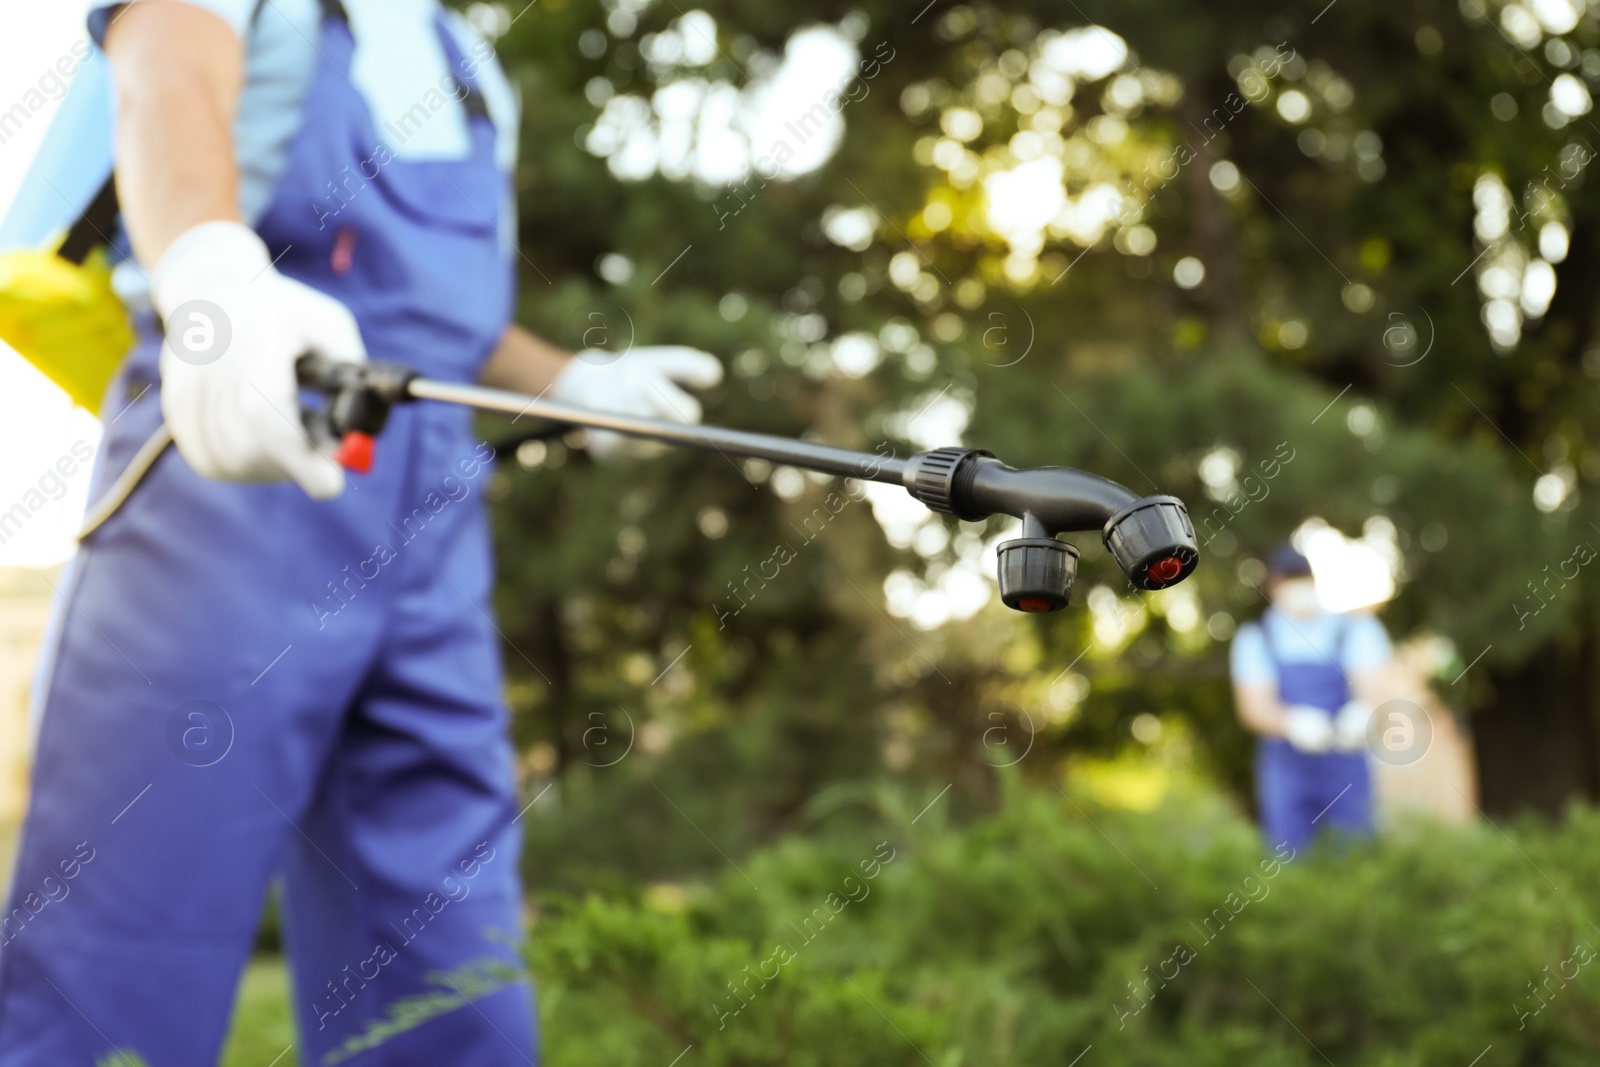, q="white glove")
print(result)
[549,345,723,460]
[153,220,367,500]
[1283,705,1334,753]
[1333,699,1372,752]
